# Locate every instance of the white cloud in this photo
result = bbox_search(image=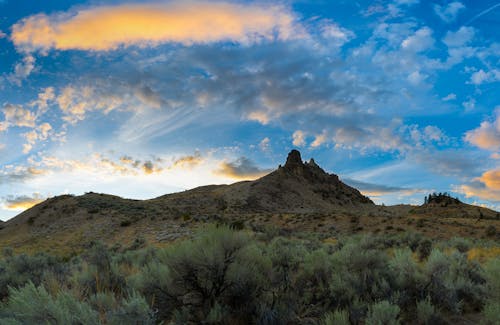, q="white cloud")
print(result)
[2,103,36,128]
[407,70,426,85]
[434,2,466,23]
[443,26,474,47]
[7,55,35,86]
[401,27,434,52]
[469,69,500,85]
[292,130,306,147]
[57,86,124,124]
[442,93,456,101]
[259,137,271,152]
[462,98,475,111]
